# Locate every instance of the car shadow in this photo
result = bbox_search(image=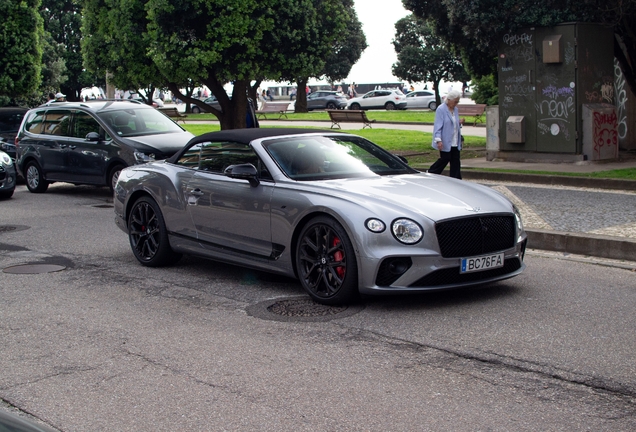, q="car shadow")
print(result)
[359,282,522,311]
